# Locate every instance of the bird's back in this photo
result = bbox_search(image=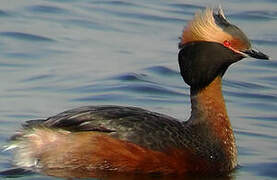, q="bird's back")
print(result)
[22,106,187,151]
